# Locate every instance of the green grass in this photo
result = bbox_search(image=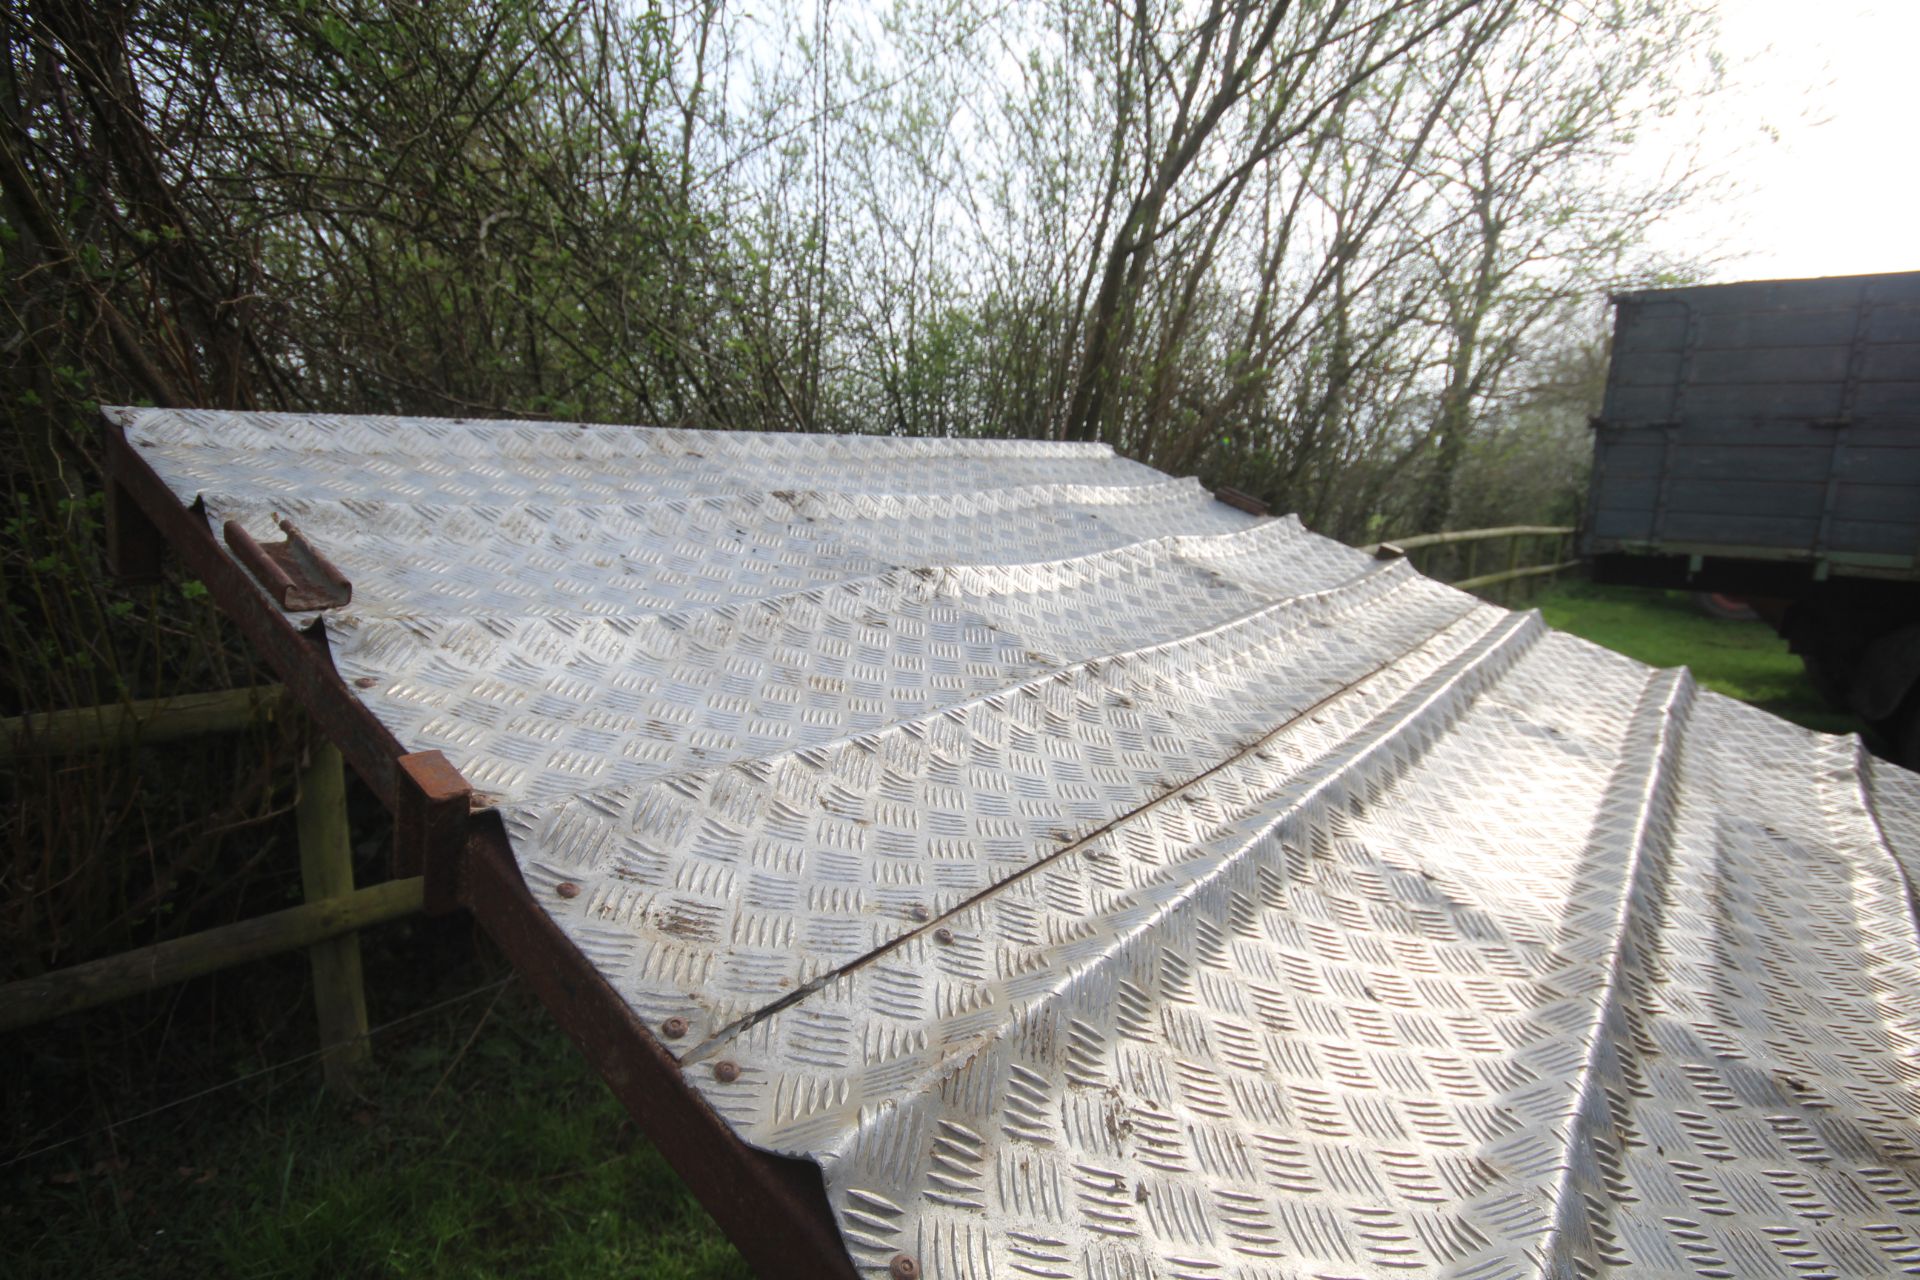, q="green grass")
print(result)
[1532,581,1862,736]
[3,963,748,1280]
